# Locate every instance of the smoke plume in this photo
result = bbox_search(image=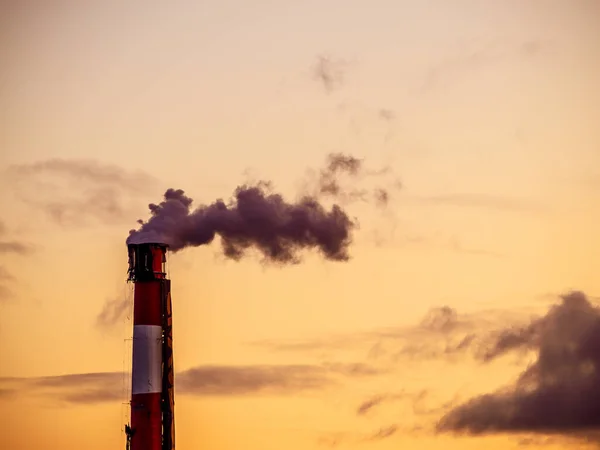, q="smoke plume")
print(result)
[305,153,400,208]
[127,153,395,263]
[437,291,600,441]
